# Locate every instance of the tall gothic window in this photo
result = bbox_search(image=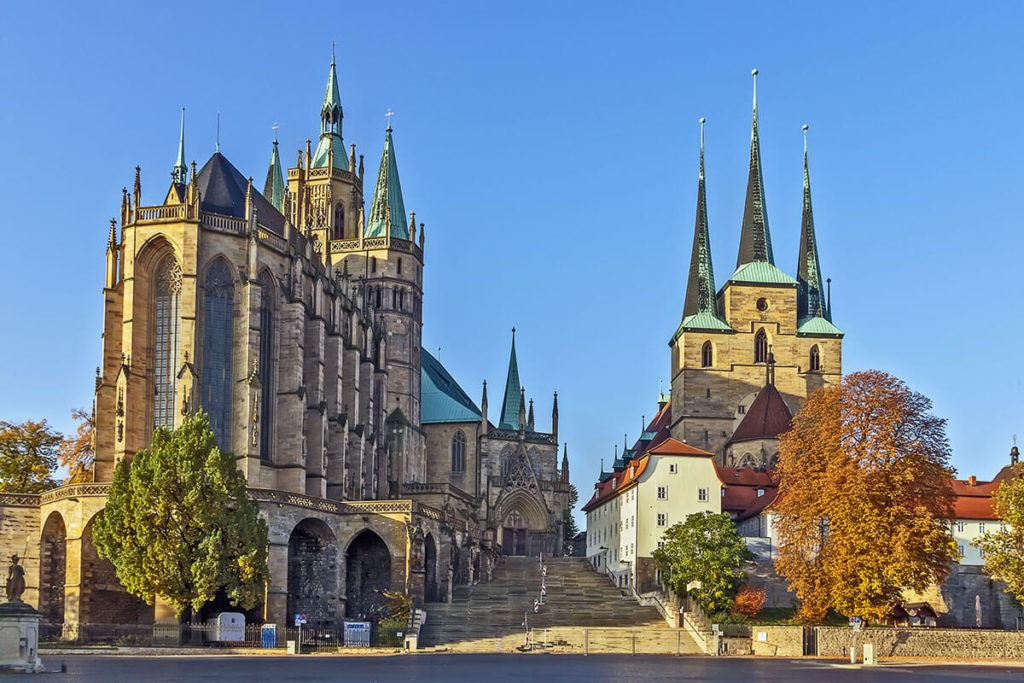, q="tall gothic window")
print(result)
[153,258,182,432]
[809,345,821,372]
[201,259,234,451]
[701,341,713,368]
[333,203,345,240]
[258,271,276,463]
[451,431,466,473]
[754,328,768,364]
